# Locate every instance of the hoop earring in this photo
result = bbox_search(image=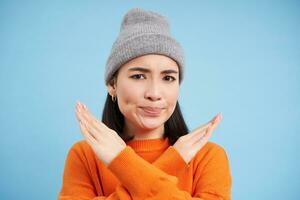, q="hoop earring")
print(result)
[112,95,117,102]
